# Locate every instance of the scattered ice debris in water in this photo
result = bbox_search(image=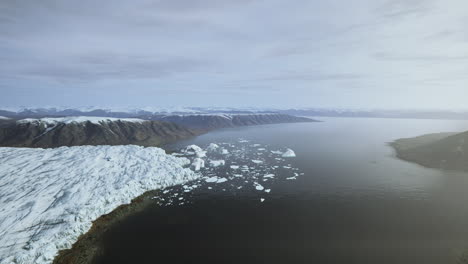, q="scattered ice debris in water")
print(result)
[260,198,265,202]
[161,140,303,208]
[209,160,226,167]
[282,148,296,158]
